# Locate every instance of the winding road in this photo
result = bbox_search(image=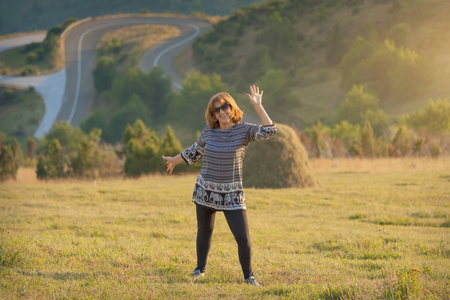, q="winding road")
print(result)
[57,16,211,127]
[0,16,211,136]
